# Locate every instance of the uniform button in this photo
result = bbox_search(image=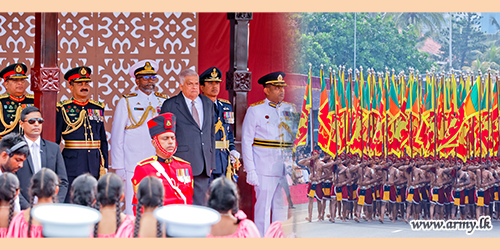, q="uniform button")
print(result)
[201,132,203,134]
[202,143,204,146]
[88,150,90,153]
